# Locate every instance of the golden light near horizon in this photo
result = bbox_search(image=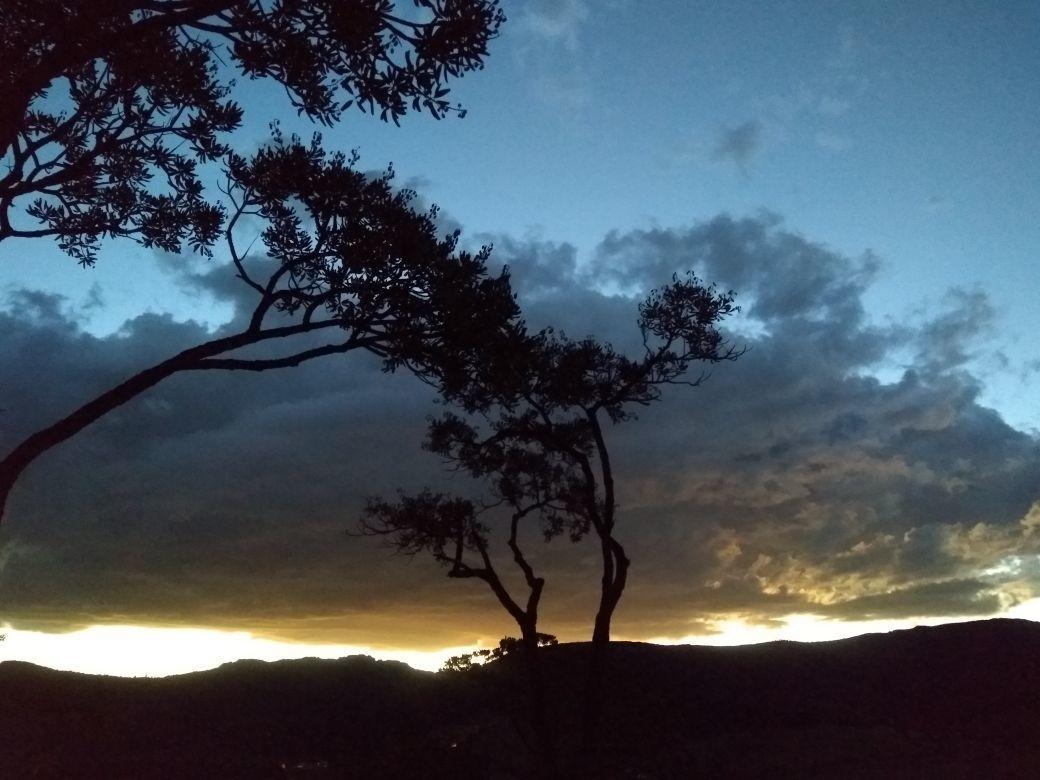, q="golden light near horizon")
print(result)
[0,623,478,676]
[4,598,1040,678]
[653,614,976,648]
[650,597,1040,648]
